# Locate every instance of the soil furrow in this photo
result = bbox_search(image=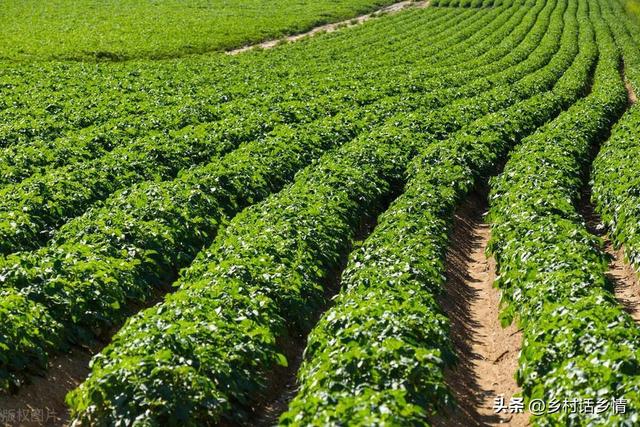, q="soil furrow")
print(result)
[625,79,637,104]
[0,289,167,427]
[0,344,101,427]
[435,187,528,427]
[579,188,640,323]
[251,206,385,426]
